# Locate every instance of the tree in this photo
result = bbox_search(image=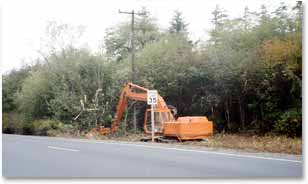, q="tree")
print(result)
[241,6,258,31]
[273,2,289,35]
[259,5,270,24]
[210,5,228,45]
[135,34,195,115]
[136,7,161,48]
[168,10,189,35]
[16,48,116,130]
[293,1,303,32]
[2,66,32,112]
[104,8,160,62]
[243,6,250,30]
[254,5,278,43]
[38,21,86,62]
